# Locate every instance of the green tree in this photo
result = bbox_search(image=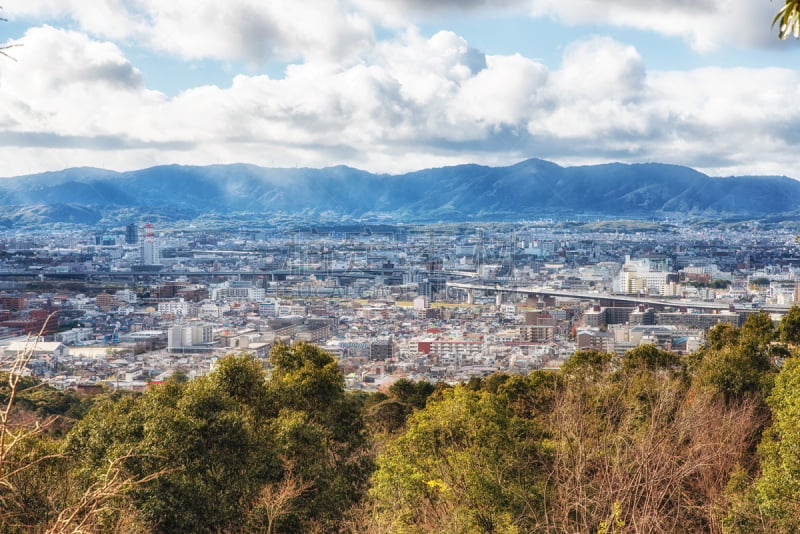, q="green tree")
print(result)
[388,378,436,410]
[268,342,346,417]
[707,322,741,351]
[778,305,800,345]
[370,385,549,533]
[64,347,373,533]
[740,312,776,350]
[494,371,560,422]
[693,343,775,404]
[64,358,280,534]
[0,371,92,421]
[211,352,271,416]
[560,349,613,378]
[266,342,372,532]
[620,344,681,373]
[365,396,410,435]
[366,379,437,435]
[688,313,779,405]
[749,358,800,531]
